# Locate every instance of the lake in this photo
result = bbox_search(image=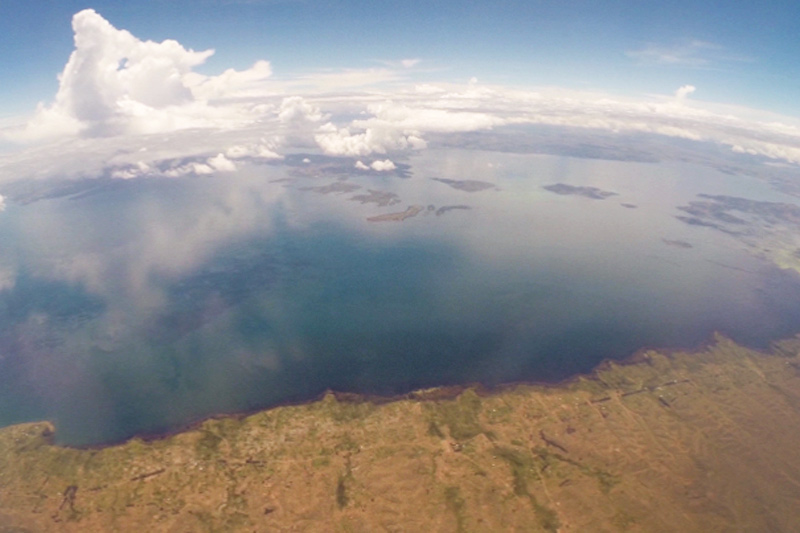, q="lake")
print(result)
[2,138,800,446]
